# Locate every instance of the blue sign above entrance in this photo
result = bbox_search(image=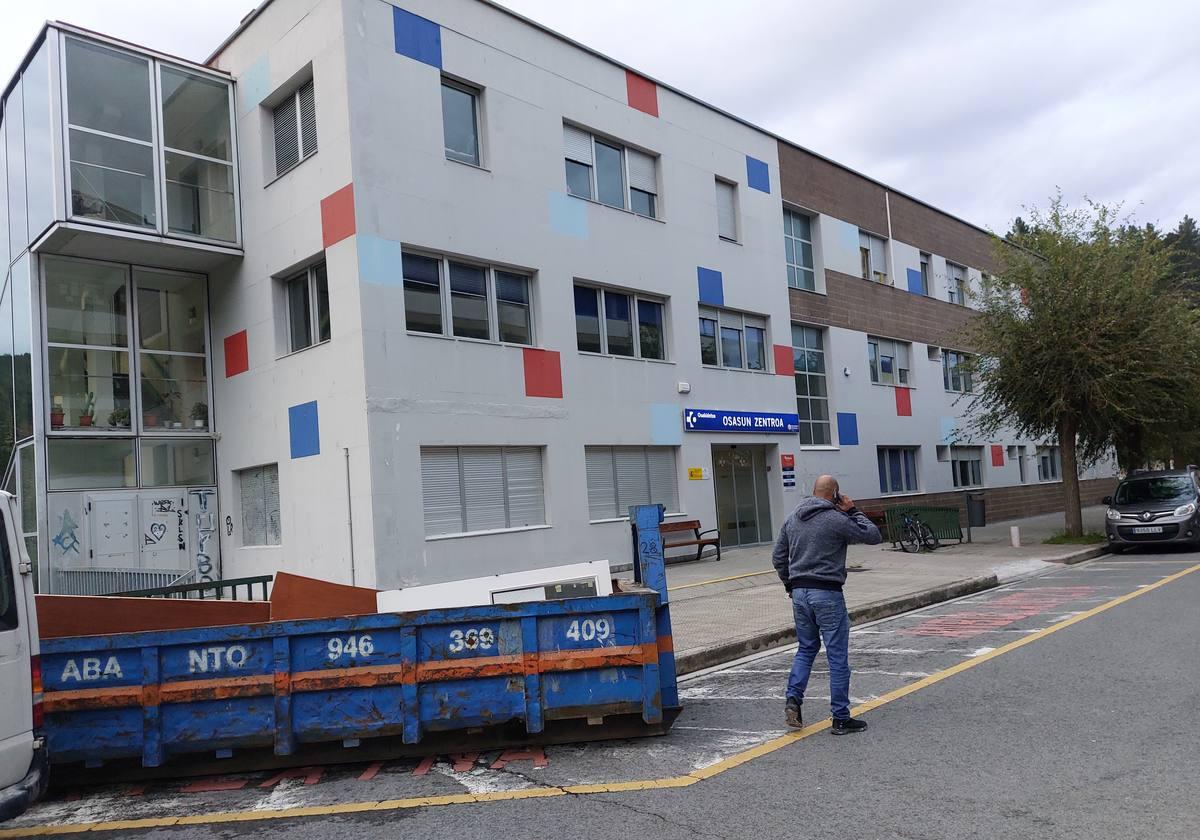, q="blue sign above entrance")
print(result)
[683,408,800,434]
